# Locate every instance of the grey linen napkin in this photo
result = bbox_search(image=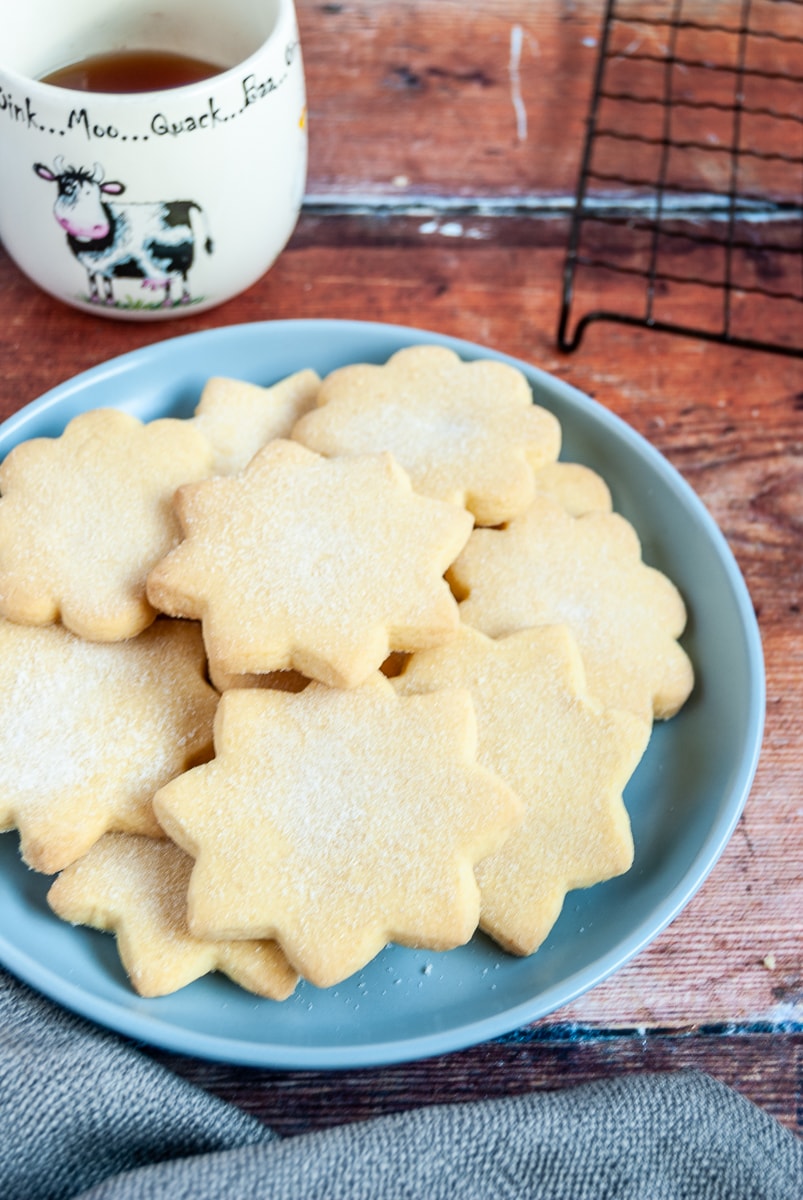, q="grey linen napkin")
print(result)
[1,970,801,1200]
